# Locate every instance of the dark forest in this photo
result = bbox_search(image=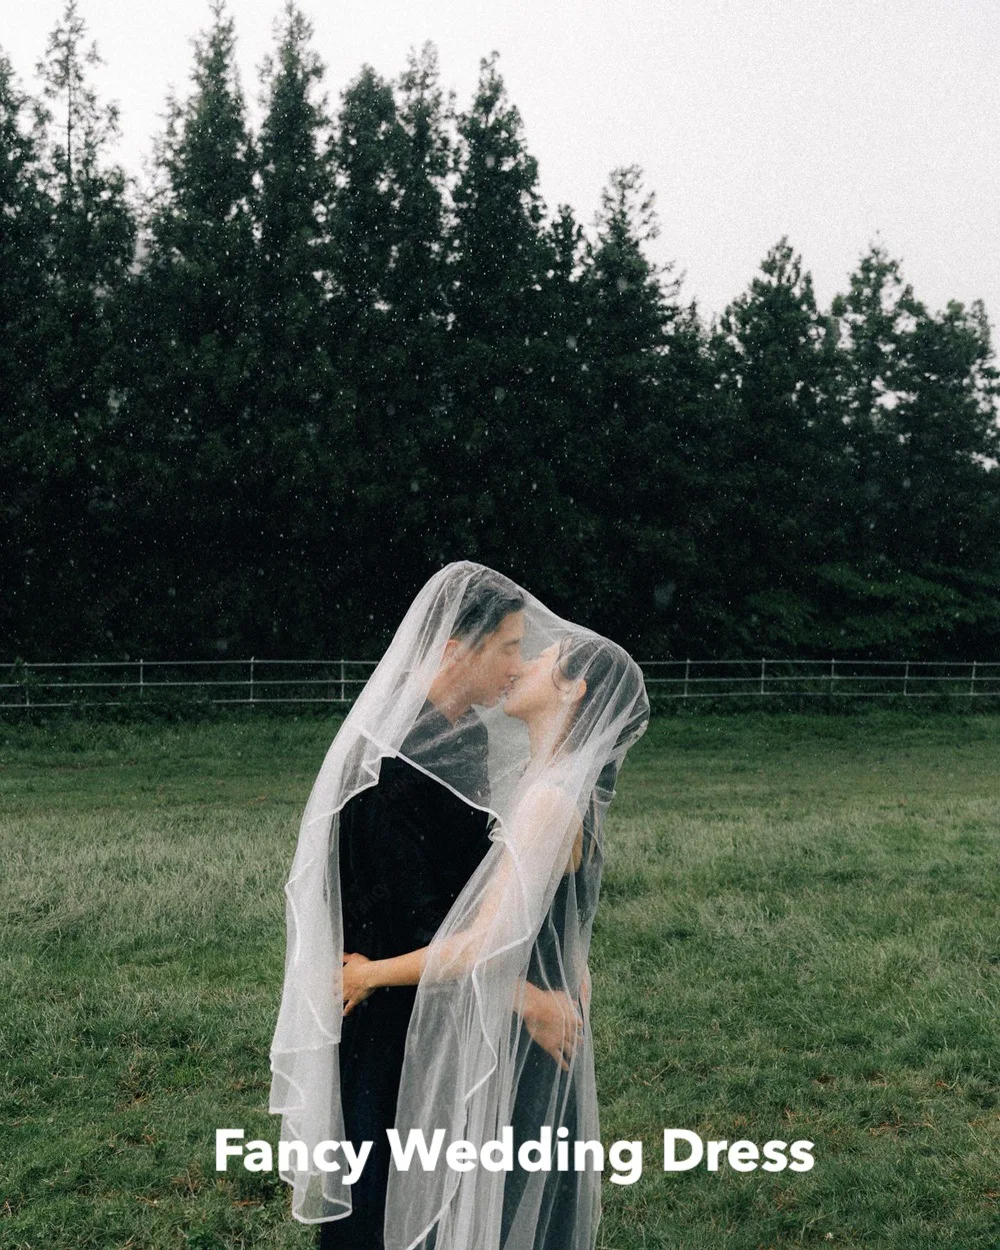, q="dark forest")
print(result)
[3,1,998,663]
